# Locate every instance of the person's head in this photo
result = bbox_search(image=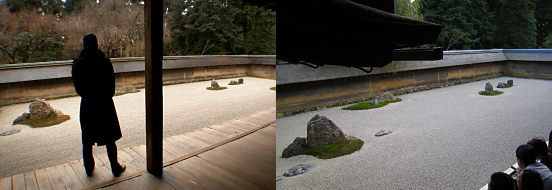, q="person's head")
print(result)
[527,137,548,158]
[82,33,98,50]
[517,169,544,190]
[488,172,515,190]
[516,144,537,169]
